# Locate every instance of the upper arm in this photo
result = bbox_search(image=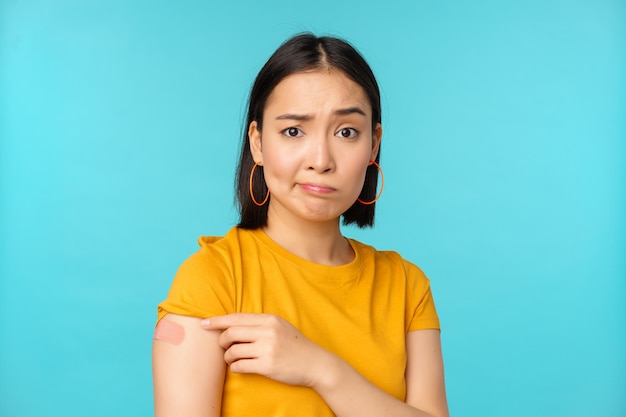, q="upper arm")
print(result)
[405,329,449,417]
[152,313,226,417]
